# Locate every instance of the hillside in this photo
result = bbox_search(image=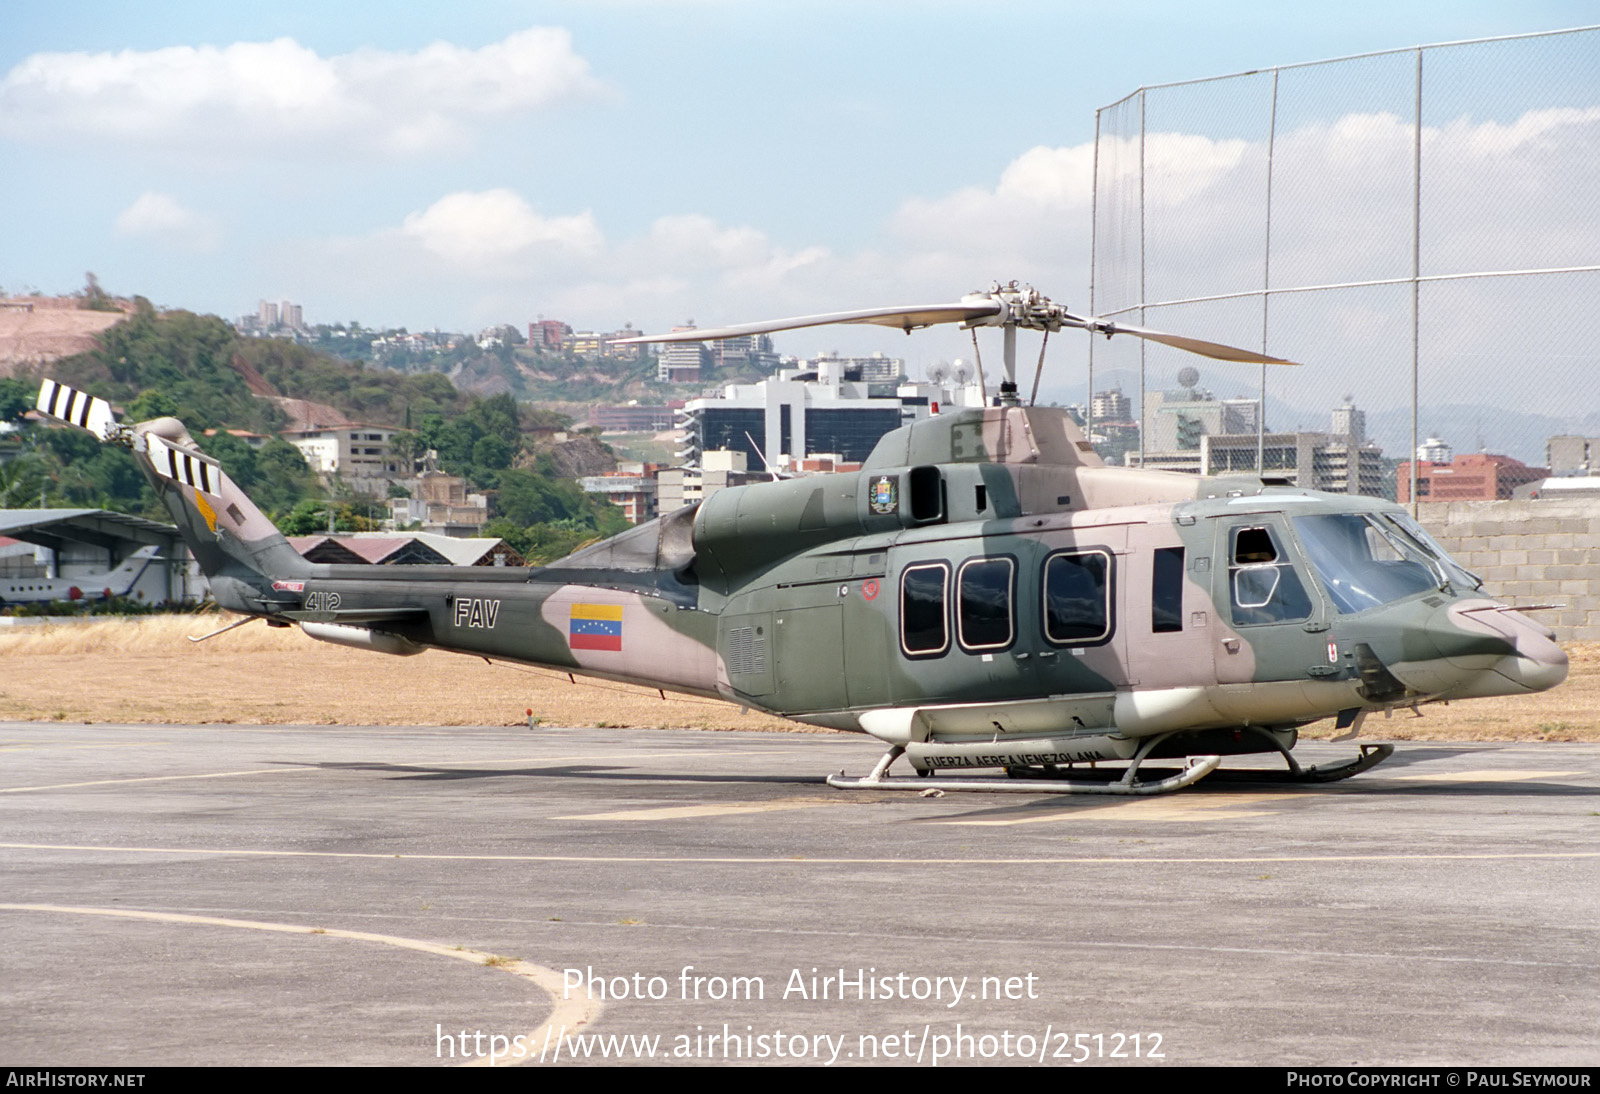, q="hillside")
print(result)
[3,304,627,556]
[0,295,132,374]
